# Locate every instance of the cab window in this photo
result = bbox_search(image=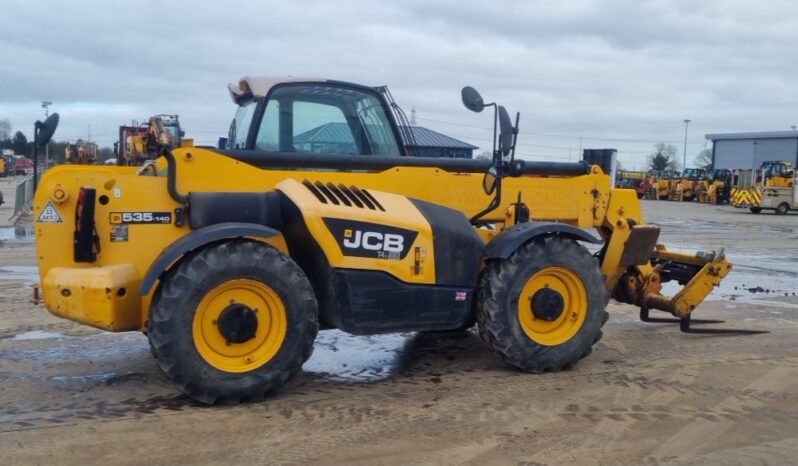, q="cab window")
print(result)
[253,84,401,156]
[230,100,257,149]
